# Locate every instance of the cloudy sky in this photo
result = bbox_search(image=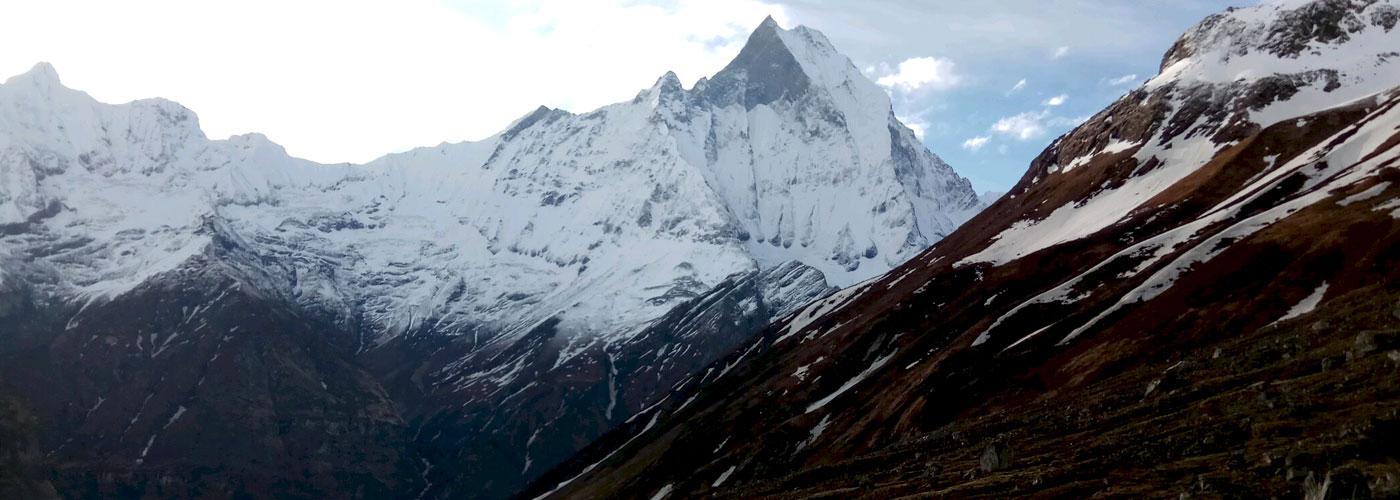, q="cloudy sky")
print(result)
[0,0,1253,192]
